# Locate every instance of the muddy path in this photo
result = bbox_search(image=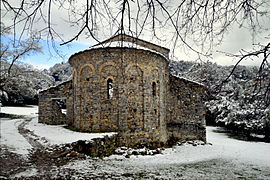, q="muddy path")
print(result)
[17,116,44,150]
[0,116,76,179]
[0,116,40,179]
[0,146,32,179]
